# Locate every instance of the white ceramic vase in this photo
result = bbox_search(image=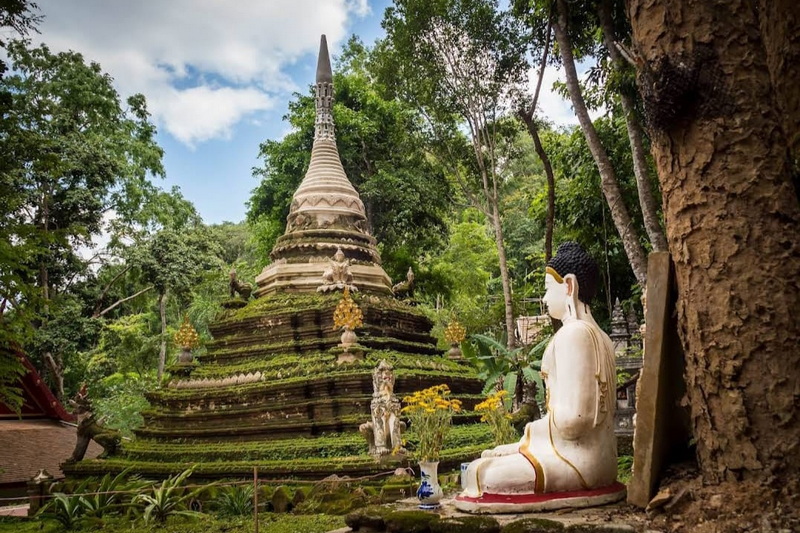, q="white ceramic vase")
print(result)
[416,460,443,509]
